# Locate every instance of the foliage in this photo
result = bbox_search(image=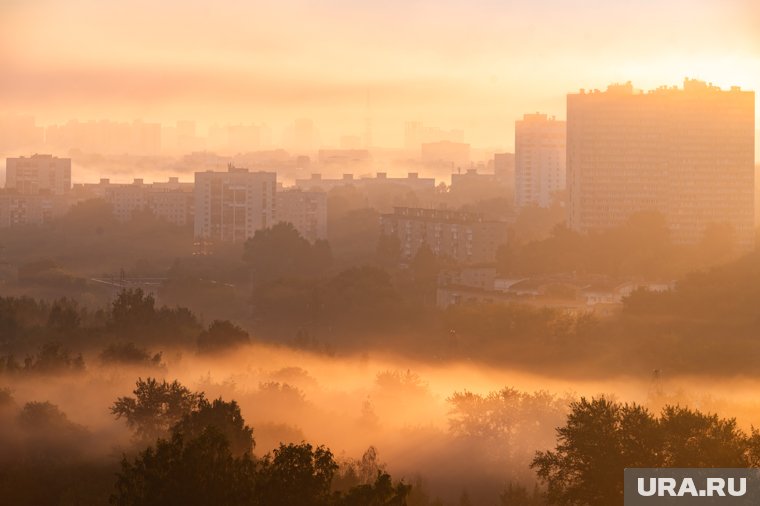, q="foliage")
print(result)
[100,342,163,367]
[109,289,201,345]
[172,398,254,457]
[243,222,332,285]
[197,320,250,354]
[532,397,753,506]
[112,428,257,506]
[255,442,338,506]
[336,472,411,506]
[111,378,205,443]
